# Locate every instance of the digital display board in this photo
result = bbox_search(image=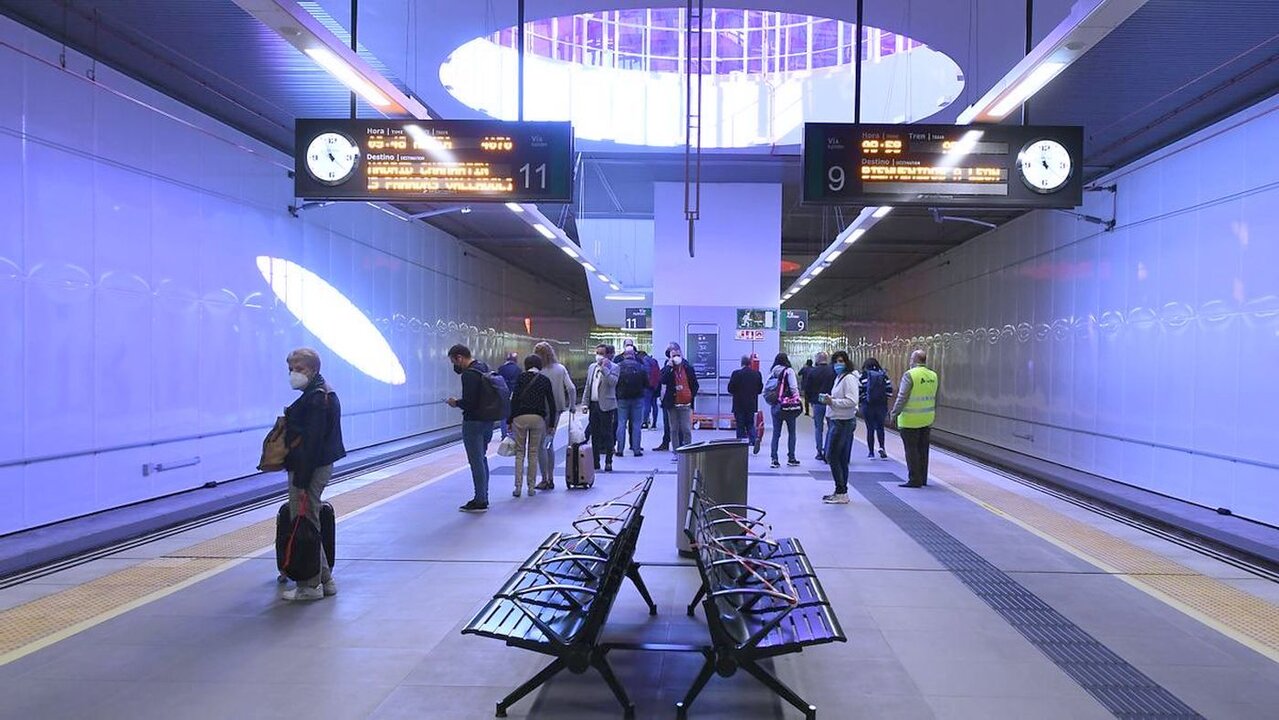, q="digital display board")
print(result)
[781,310,809,333]
[802,123,1083,209]
[294,119,573,202]
[737,308,777,330]
[623,308,651,330]
[686,332,719,380]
